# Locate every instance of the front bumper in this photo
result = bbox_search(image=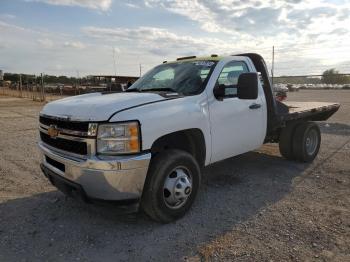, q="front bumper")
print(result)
[38,142,151,201]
